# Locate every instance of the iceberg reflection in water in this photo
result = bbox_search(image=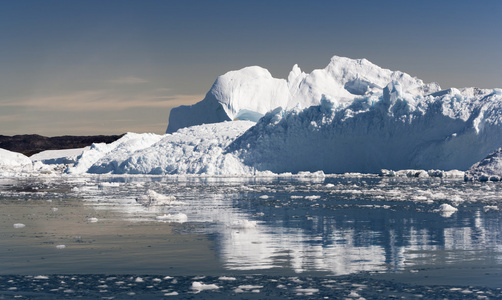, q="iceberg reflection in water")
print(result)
[68,175,502,276]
